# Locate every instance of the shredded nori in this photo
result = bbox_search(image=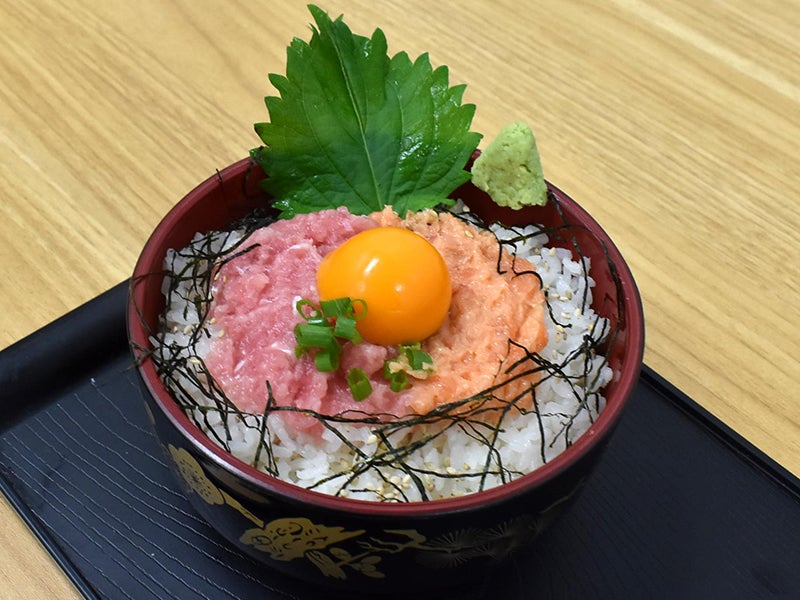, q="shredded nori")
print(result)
[136,188,623,502]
